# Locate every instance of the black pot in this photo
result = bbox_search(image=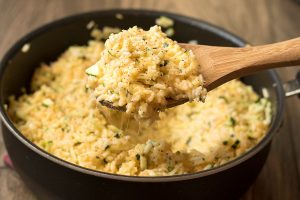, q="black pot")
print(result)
[0,9,296,200]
